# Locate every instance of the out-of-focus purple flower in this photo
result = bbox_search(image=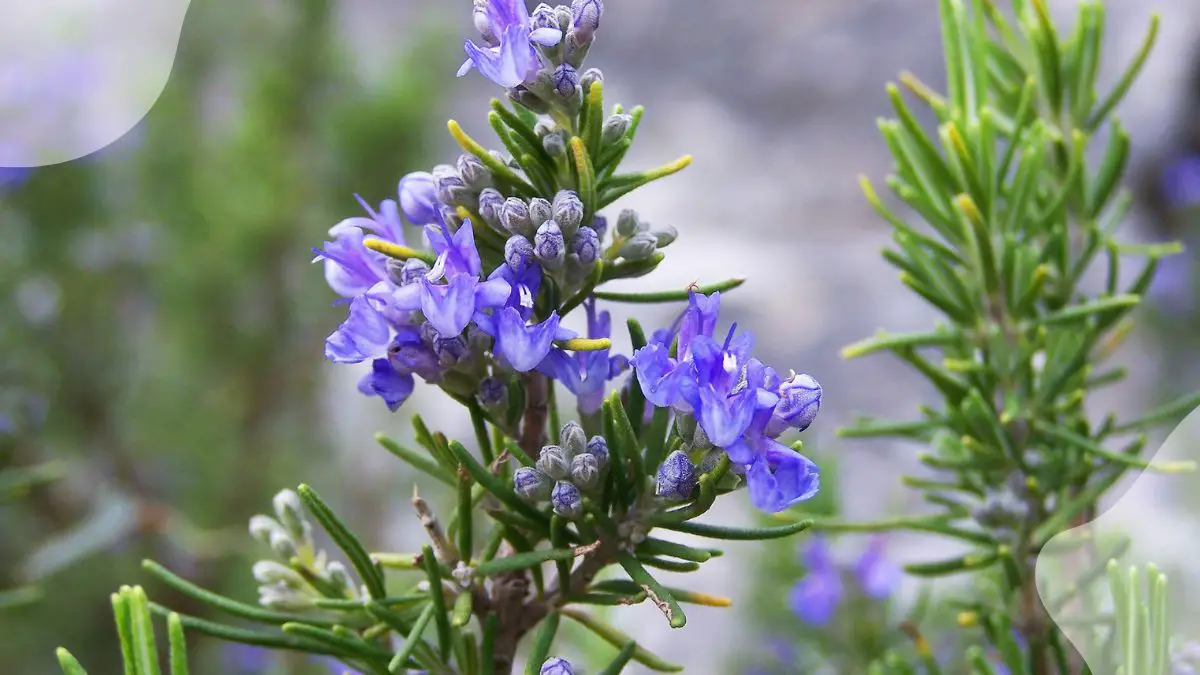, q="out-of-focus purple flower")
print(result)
[537,299,628,413]
[0,166,32,190]
[458,0,561,88]
[854,535,902,600]
[222,644,273,673]
[1147,247,1195,316]
[789,535,843,626]
[1162,155,1200,211]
